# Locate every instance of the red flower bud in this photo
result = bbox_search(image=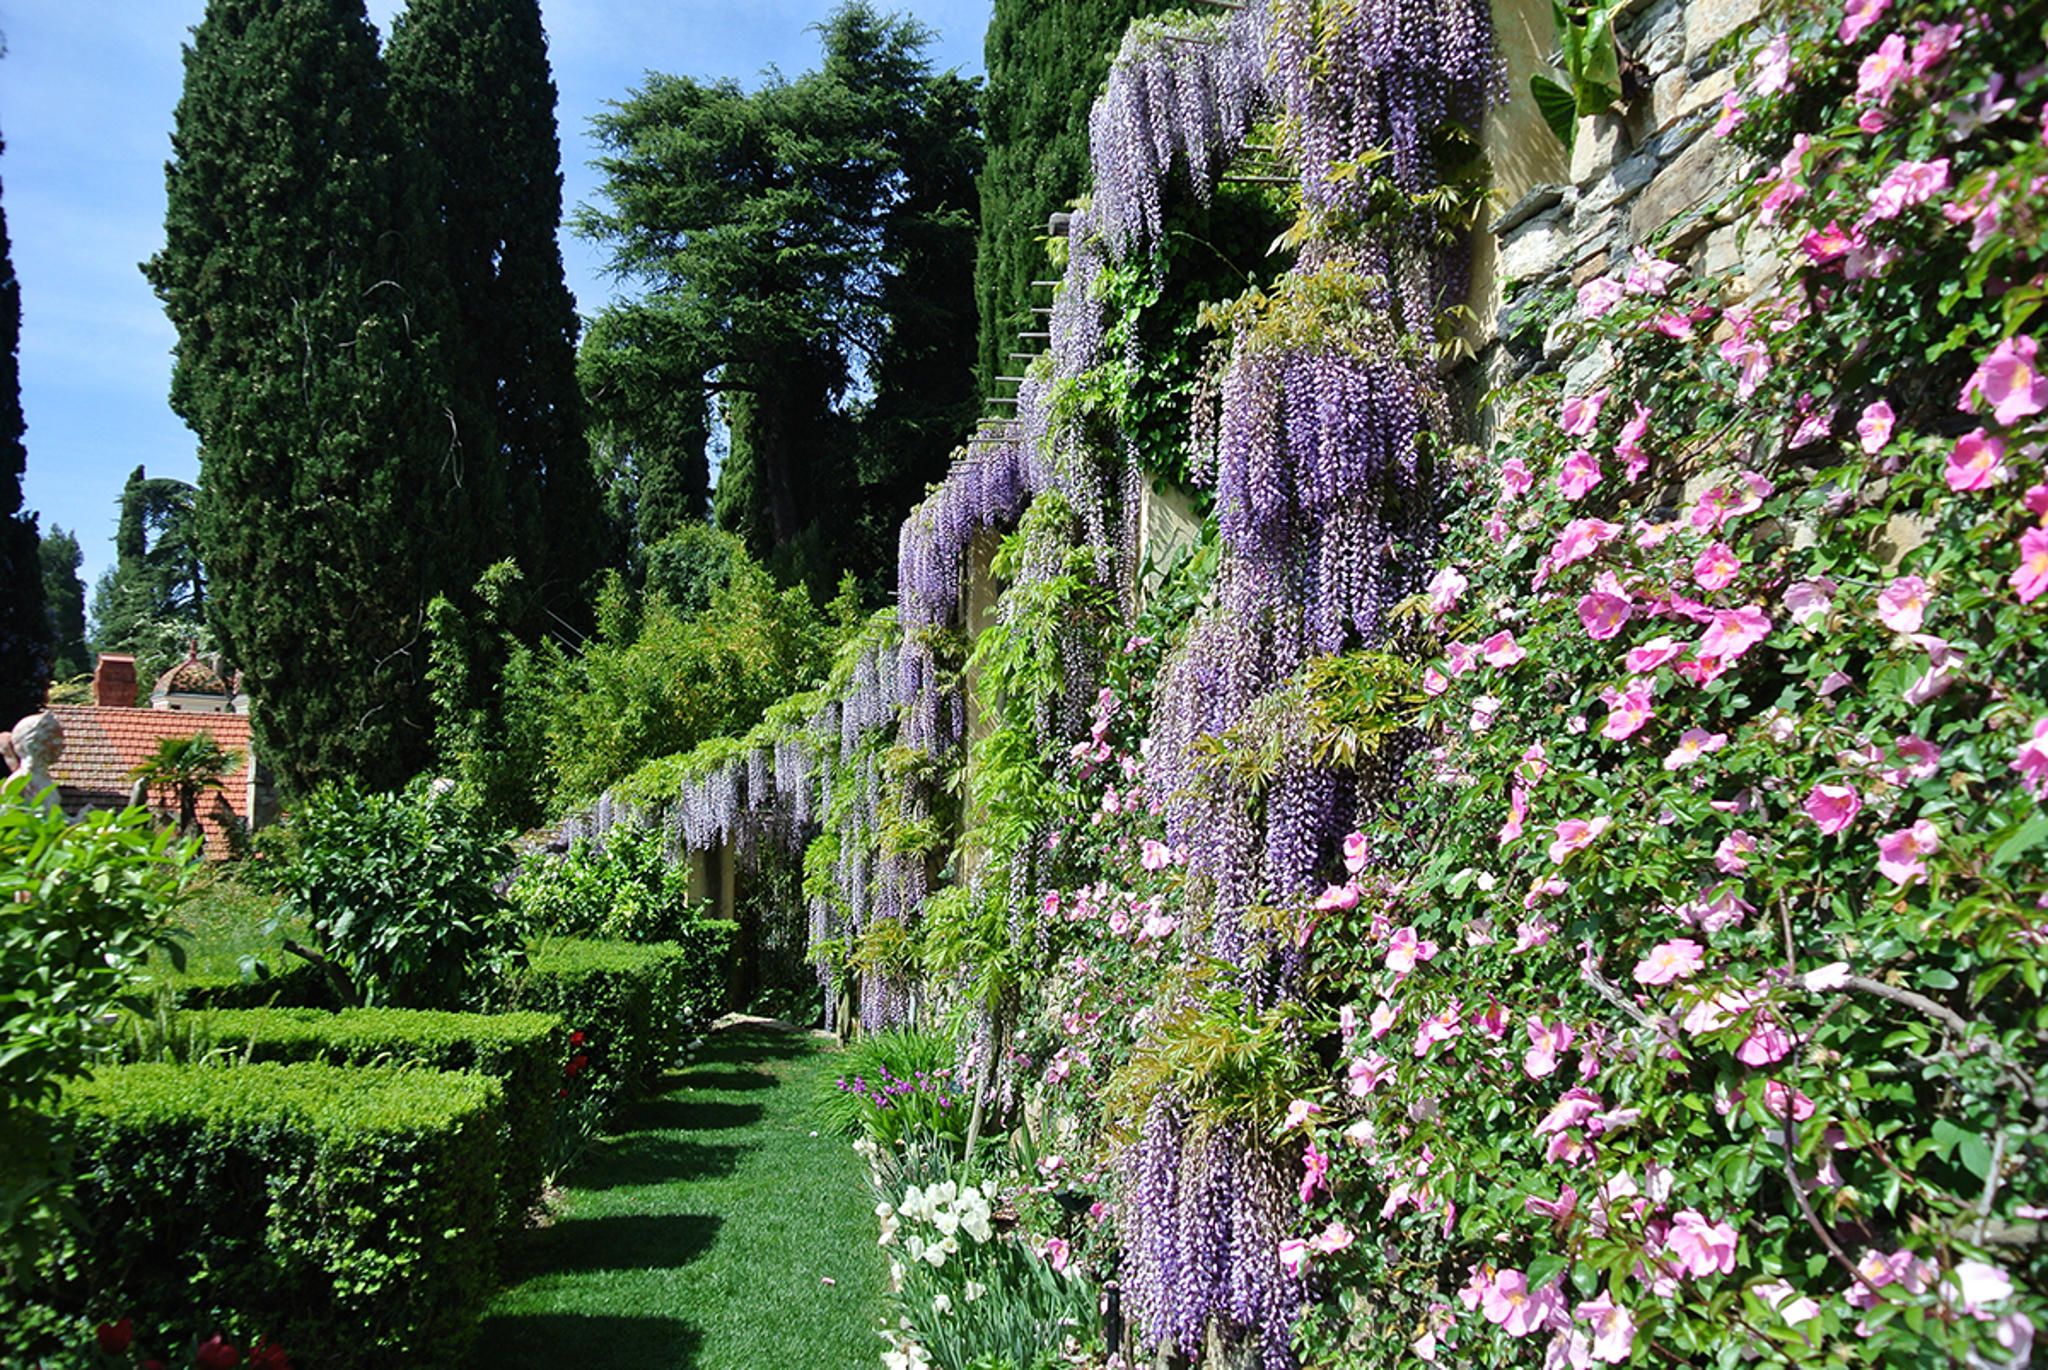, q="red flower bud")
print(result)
[568,1030,586,1047]
[96,1317,135,1354]
[143,1361,168,1370]
[247,1339,292,1370]
[195,1334,242,1369]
